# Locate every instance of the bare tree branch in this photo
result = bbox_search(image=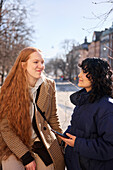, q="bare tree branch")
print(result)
[0,0,34,85]
[82,1,113,34]
[92,1,113,4]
